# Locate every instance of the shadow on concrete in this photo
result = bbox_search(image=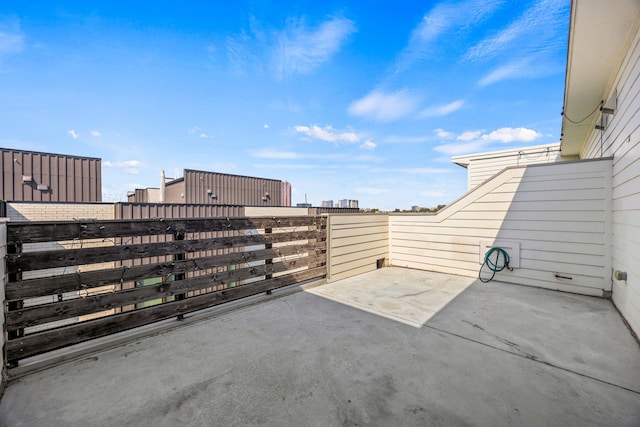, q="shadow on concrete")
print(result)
[1,268,639,426]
